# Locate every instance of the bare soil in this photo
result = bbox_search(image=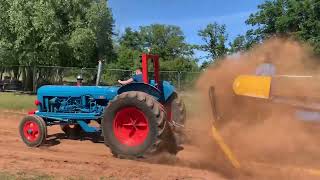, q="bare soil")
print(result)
[0,111,226,180]
[2,110,320,180]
